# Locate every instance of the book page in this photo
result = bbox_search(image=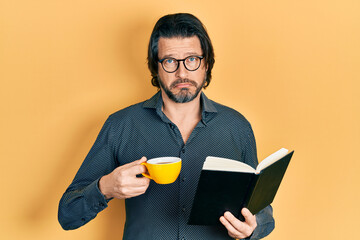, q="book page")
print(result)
[203,156,256,173]
[256,148,289,173]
